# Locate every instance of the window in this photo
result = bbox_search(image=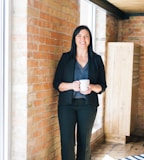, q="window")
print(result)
[80,0,106,134]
